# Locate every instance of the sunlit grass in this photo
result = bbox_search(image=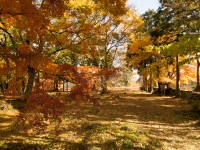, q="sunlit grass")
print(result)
[0,90,170,149]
